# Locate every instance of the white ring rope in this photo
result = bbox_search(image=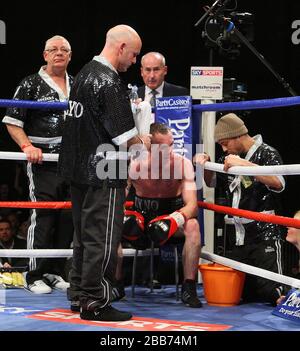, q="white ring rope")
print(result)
[0,248,159,258]
[2,151,300,176]
[203,161,300,176]
[0,151,58,162]
[1,248,299,289]
[201,250,300,289]
[1,149,299,289]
